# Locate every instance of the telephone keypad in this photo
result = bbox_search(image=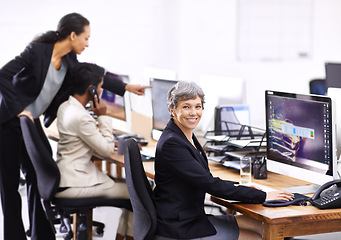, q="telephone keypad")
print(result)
[314,193,341,207]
